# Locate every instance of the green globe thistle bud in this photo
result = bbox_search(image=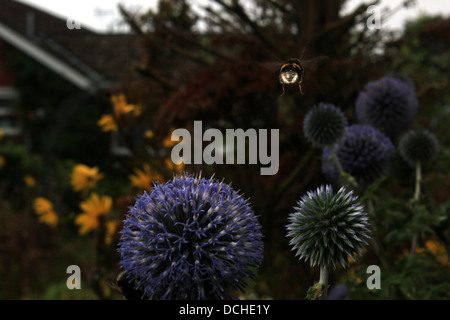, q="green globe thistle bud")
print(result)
[303,103,348,147]
[398,129,440,167]
[286,185,371,270]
